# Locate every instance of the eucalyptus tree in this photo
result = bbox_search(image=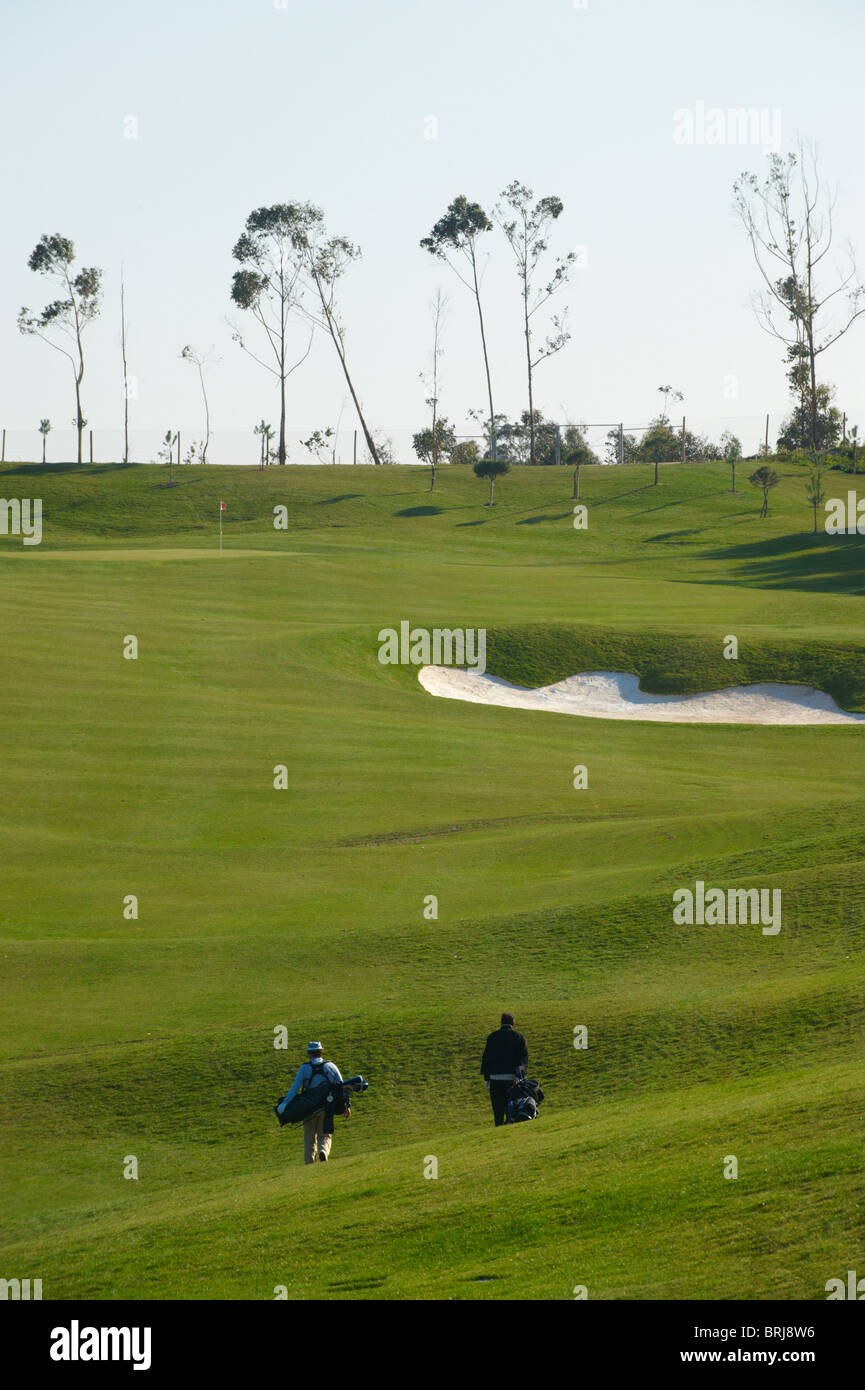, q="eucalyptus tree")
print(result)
[120,270,131,464]
[495,182,576,466]
[653,386,684,484]
[230,204,315,465]
[749,464,780,517]
[421,195,497,457]
[734,142,865,458]
[805,465,825,534]
[301,428,335,464]
[18,235,102,464]
[657,384,683,424]
[180,344,219,463]
[564,427,599,500]
[418,288,448,489]
[412,418,456,491]
[159,429,179,485]
[474,456,510,506]
[299,216,382,465]
[254,419,274,468]
[719,429,742,492]
[38,419,51,464]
